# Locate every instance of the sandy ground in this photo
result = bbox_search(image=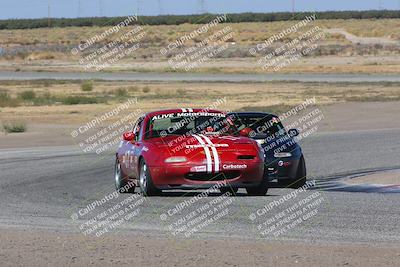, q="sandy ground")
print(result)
[0,123,75,148]
[323,28,400,45]
[1,101,399,149]
[1,55,400,73]
[0,229,399,267]
[315,101,400,132]
[345,170,400,186]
